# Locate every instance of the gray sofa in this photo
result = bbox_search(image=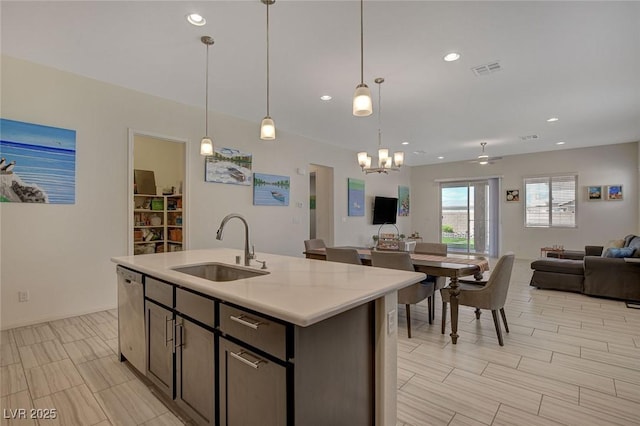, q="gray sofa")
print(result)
[531,234,640,302]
